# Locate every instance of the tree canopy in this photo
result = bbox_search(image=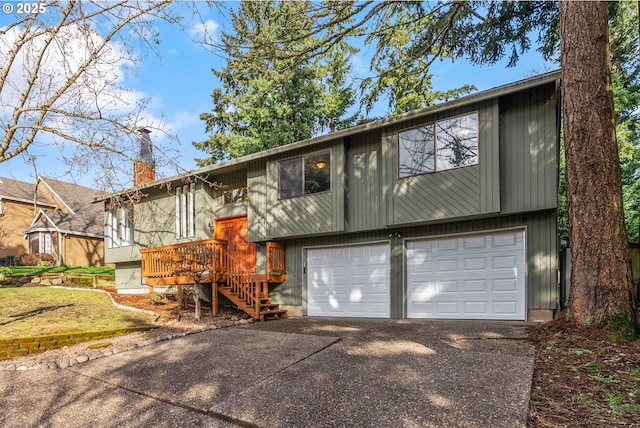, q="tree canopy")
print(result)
[0,1,196,189]
[194,1,343,166]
